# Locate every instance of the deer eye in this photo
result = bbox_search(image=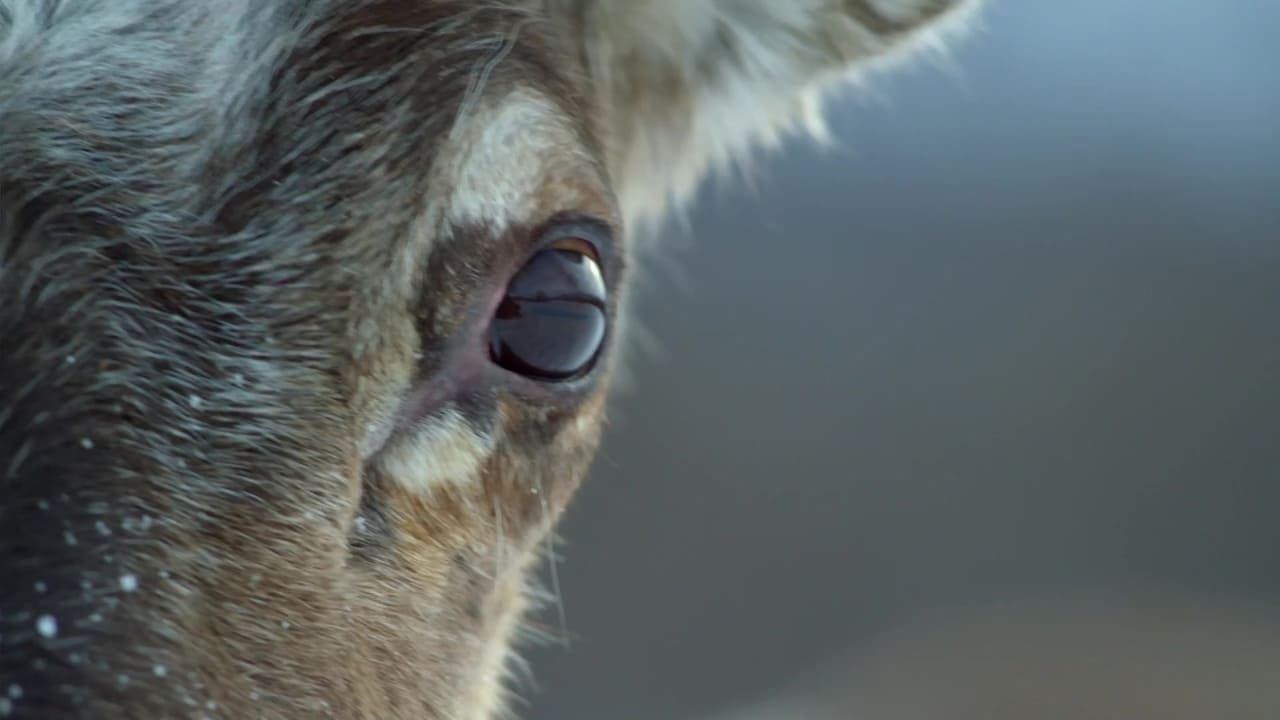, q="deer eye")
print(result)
[488,238,607,381]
